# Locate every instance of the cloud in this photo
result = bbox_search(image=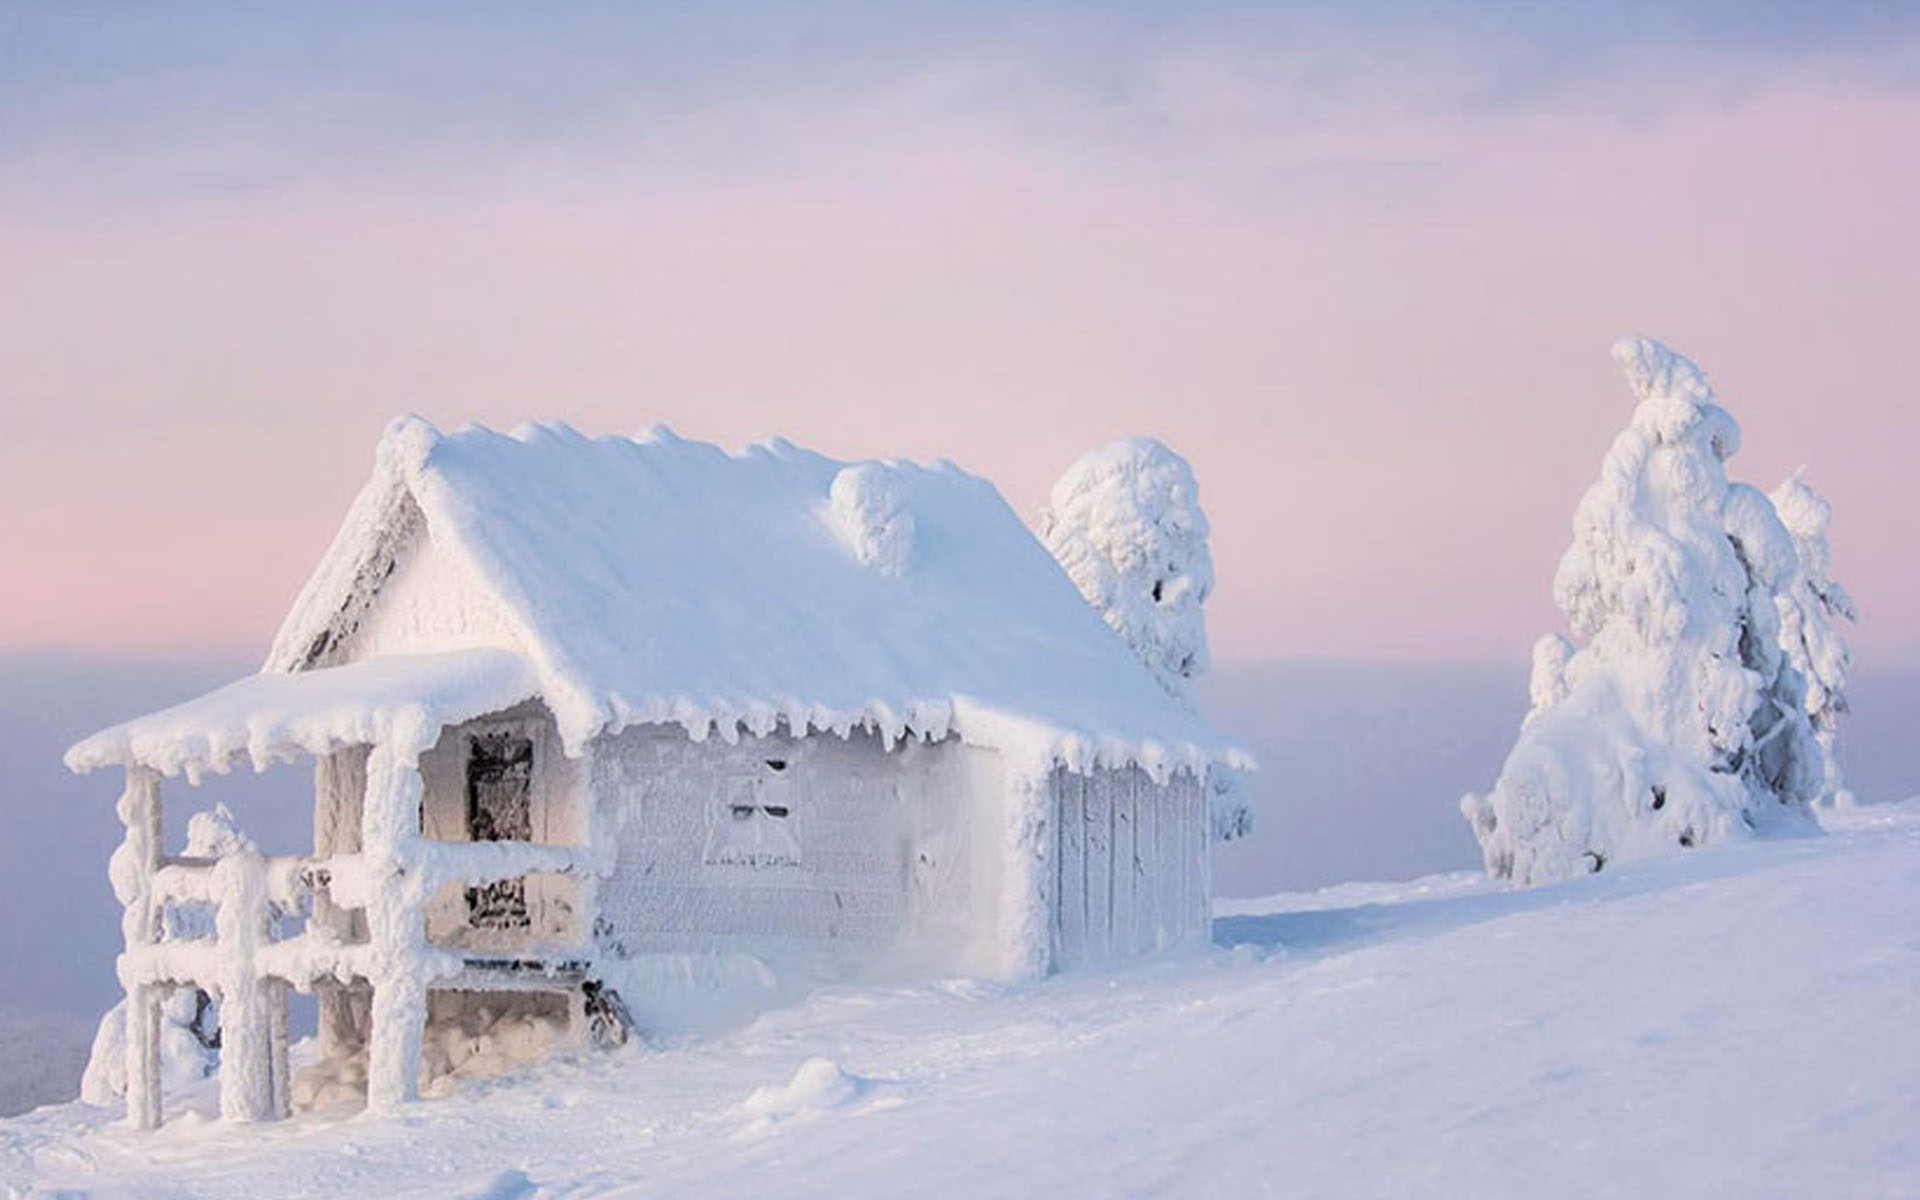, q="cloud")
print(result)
[4,1,1917,209]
